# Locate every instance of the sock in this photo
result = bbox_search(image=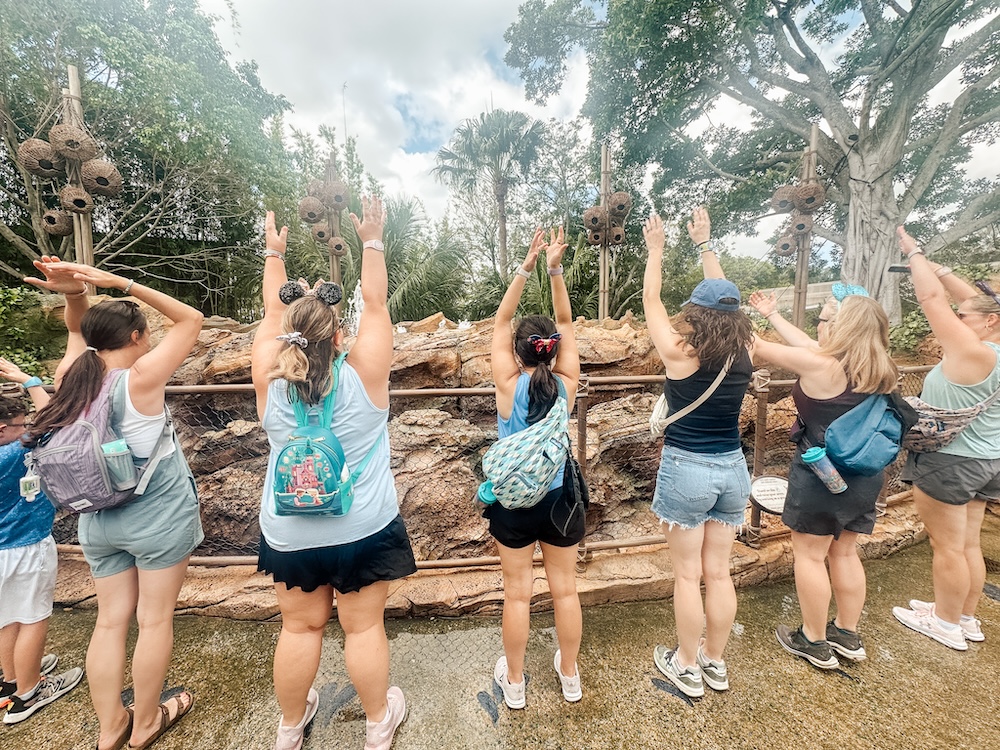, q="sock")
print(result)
[935,615,960,631]
[15,680,40,701]
[960,614,977,624]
